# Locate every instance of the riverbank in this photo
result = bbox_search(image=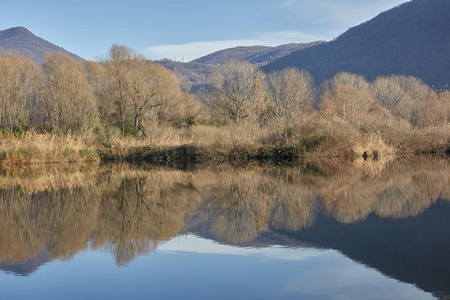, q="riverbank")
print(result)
[1,135,448,169]
[0,132,99,167]
[1,124,448,168]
